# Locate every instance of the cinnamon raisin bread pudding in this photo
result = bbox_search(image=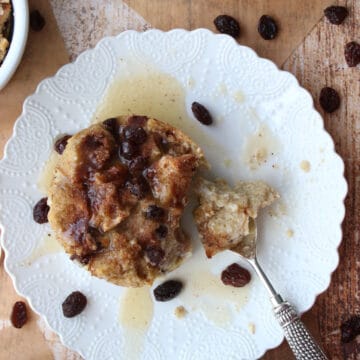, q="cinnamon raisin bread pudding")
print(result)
[48,115,205,287]
[194,178,279,258]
